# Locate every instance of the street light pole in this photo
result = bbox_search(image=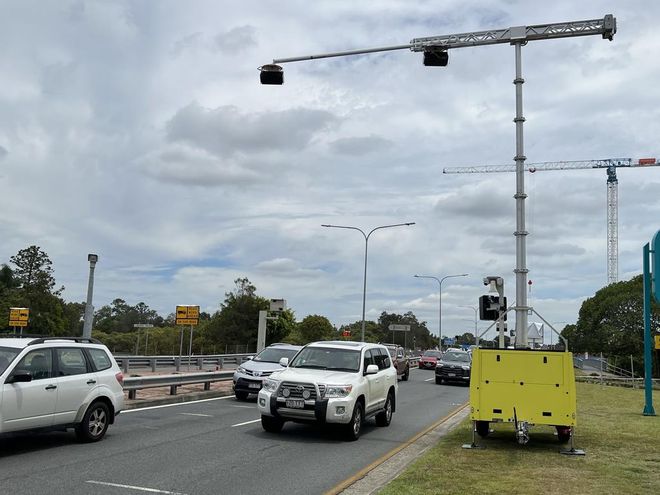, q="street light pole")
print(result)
[323,222,415,341]
[82,254,98,339]
[414,273,468,350]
